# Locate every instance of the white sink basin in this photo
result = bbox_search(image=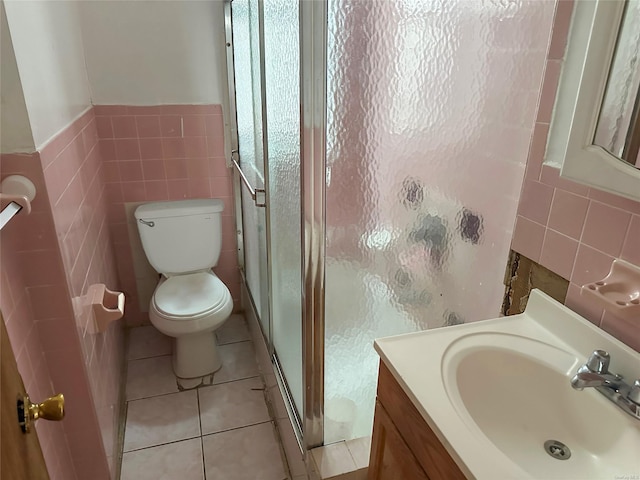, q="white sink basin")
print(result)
[374,290,640,479]
[444,334,638,479]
